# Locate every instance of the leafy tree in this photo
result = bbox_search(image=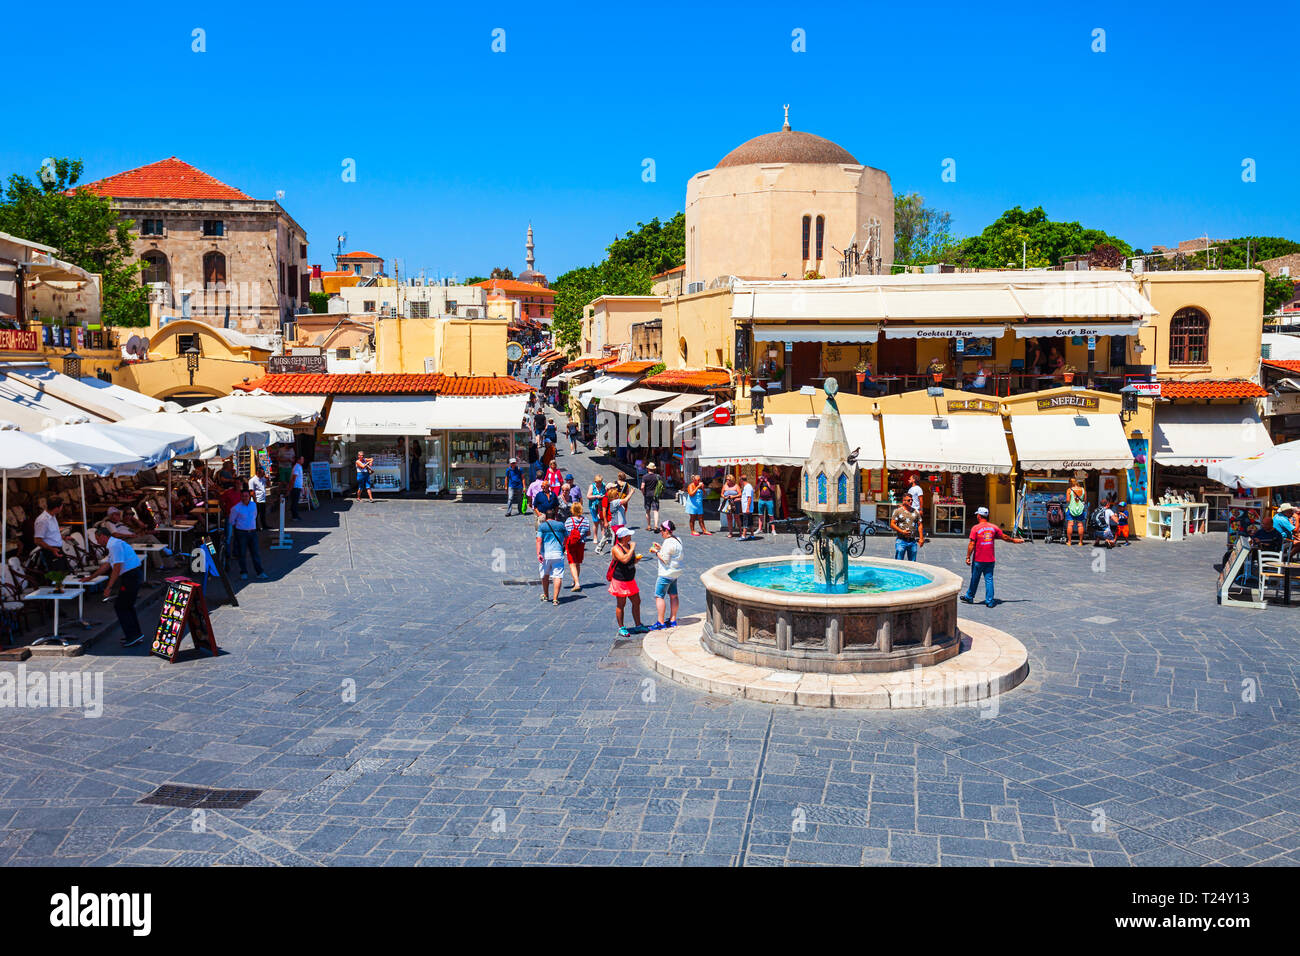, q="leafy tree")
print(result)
[489,266,515,280]
[604,213,685,276]
[948,206,1132,270]
[463,275,488,285]
[0,157,148,325]
[308,291,330,314]
[893,192,956,268]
